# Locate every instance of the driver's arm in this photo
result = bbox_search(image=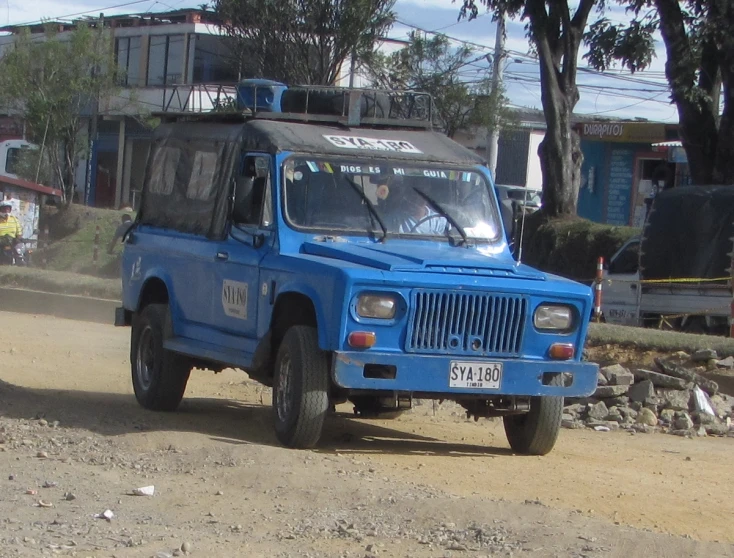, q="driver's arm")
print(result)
[13,217,21,239]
